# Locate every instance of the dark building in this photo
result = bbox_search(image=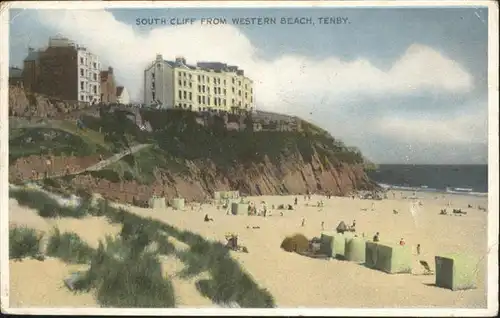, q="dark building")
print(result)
[23,48,41,92]
[37,46,79,101]
[9,67,23,87]
[100,67,117,104]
